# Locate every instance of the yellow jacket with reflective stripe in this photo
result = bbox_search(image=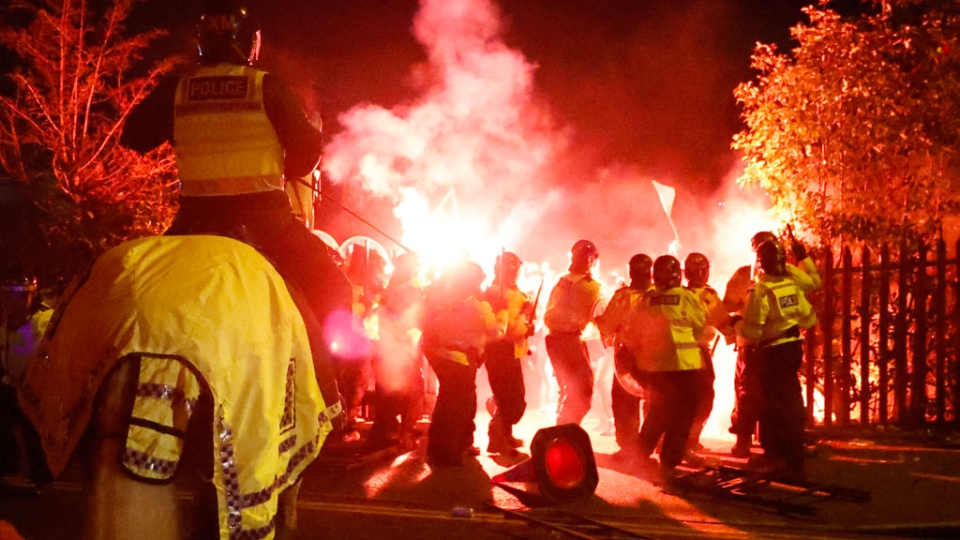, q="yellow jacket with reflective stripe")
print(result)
[690,284,733,347]
[544,271,603,335]
[174,63,285,196]
[739,274,817,347]
[722,257,820,315]
[483,282,532,359]
[595,284,646,348]
[623,286,705,372]
[422,297,501,366]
